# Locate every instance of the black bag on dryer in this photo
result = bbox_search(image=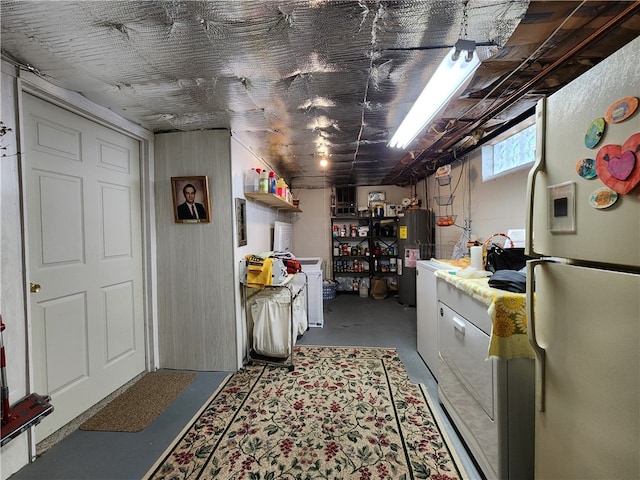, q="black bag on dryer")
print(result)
[485,244,531,273]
